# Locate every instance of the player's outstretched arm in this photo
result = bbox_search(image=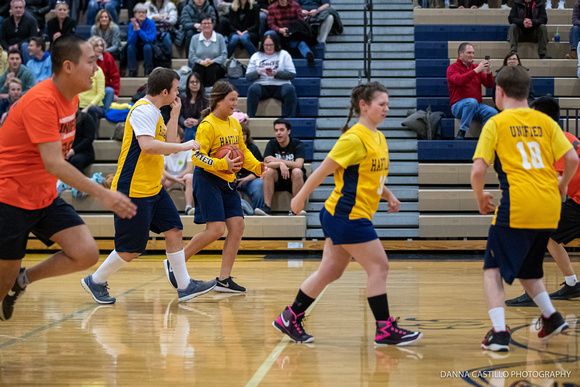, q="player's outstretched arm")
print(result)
[137,135,200,155]
[38,141,137,219]
[290,156,339,215]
